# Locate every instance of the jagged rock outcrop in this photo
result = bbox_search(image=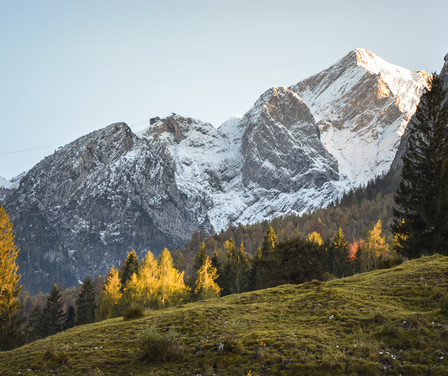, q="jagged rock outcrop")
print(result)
[291,48,429,185]
[1,48,434,293]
